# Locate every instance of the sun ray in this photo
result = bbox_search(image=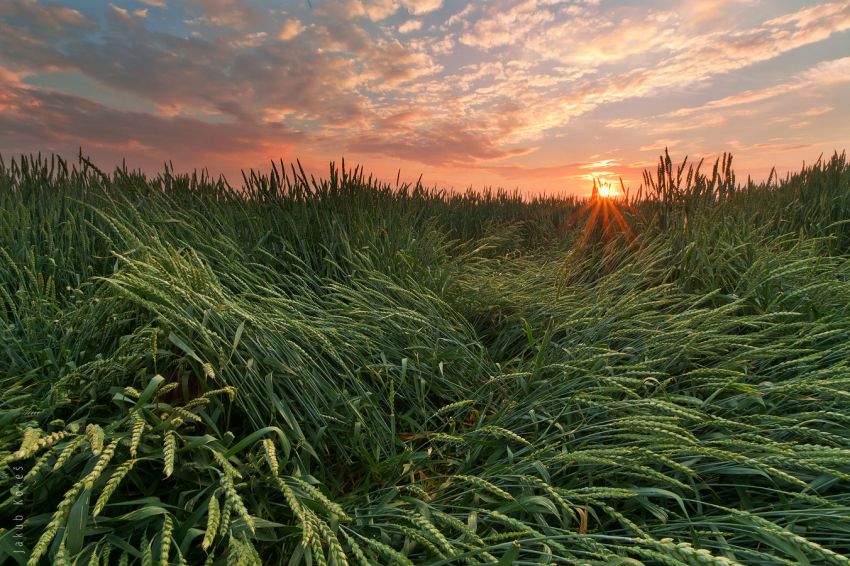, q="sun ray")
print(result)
[566,177,634,249]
